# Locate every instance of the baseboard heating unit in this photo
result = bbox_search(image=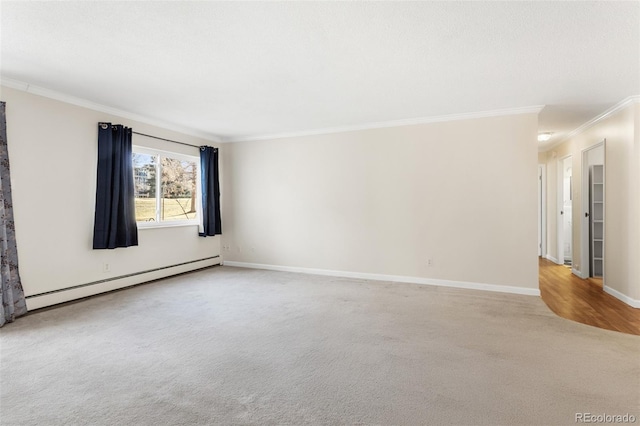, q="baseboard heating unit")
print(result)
[25,255,220,310]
